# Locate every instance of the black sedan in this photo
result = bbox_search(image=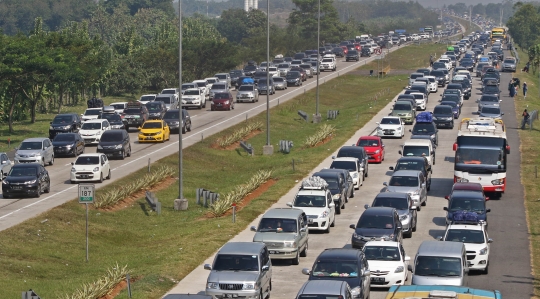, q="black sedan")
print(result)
[2,164,50,198]
[52,133,85,157]
[346,50,360,61]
